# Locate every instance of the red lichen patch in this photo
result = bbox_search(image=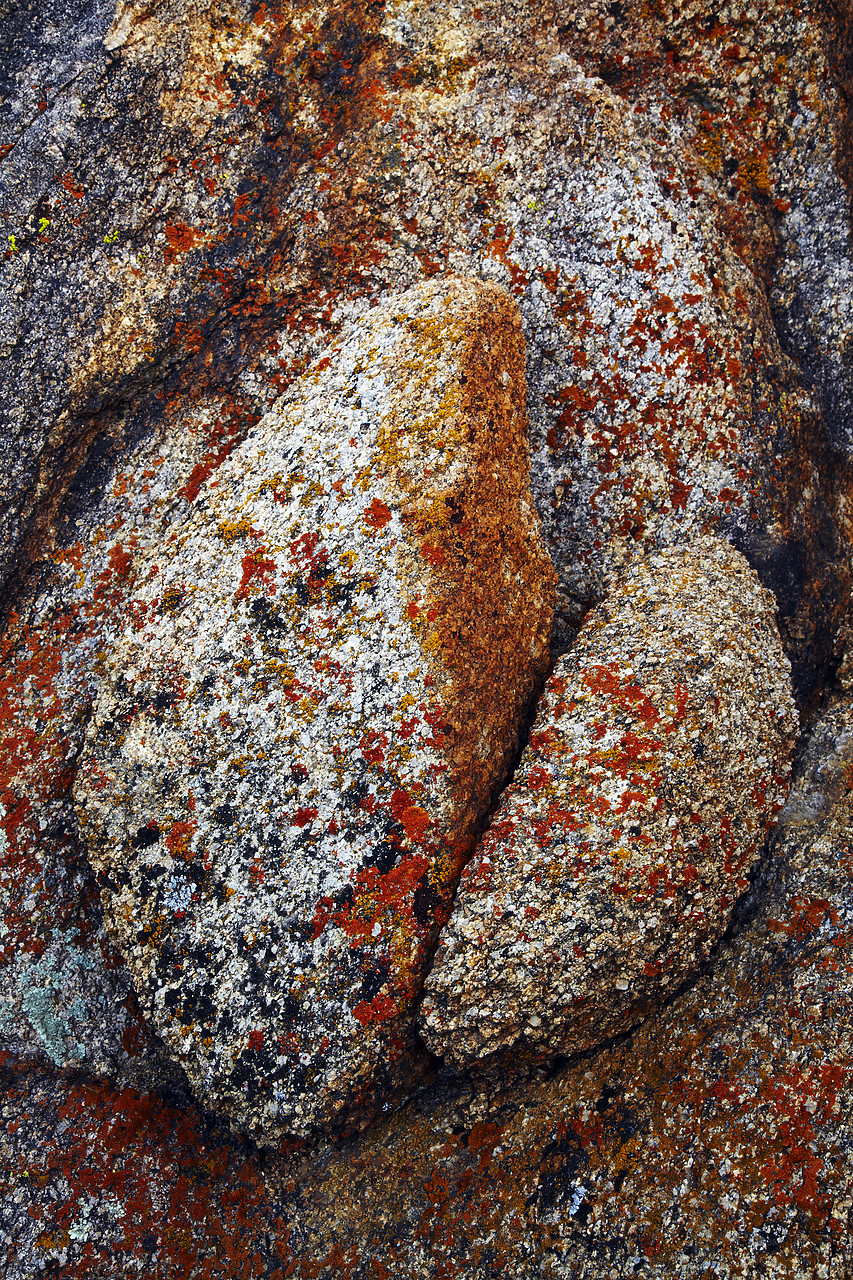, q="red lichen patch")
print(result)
[399,805,430,843]
[107,543,133,578]
[164,221,202,261]
[180,399,262,505]
[164,821,196,860]
[59,173,85,200]
[353,993,398,1025]
[235,547,277,601]
[363,497,392,531]
[292,807,318,827]
[2,1063,296,1278]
